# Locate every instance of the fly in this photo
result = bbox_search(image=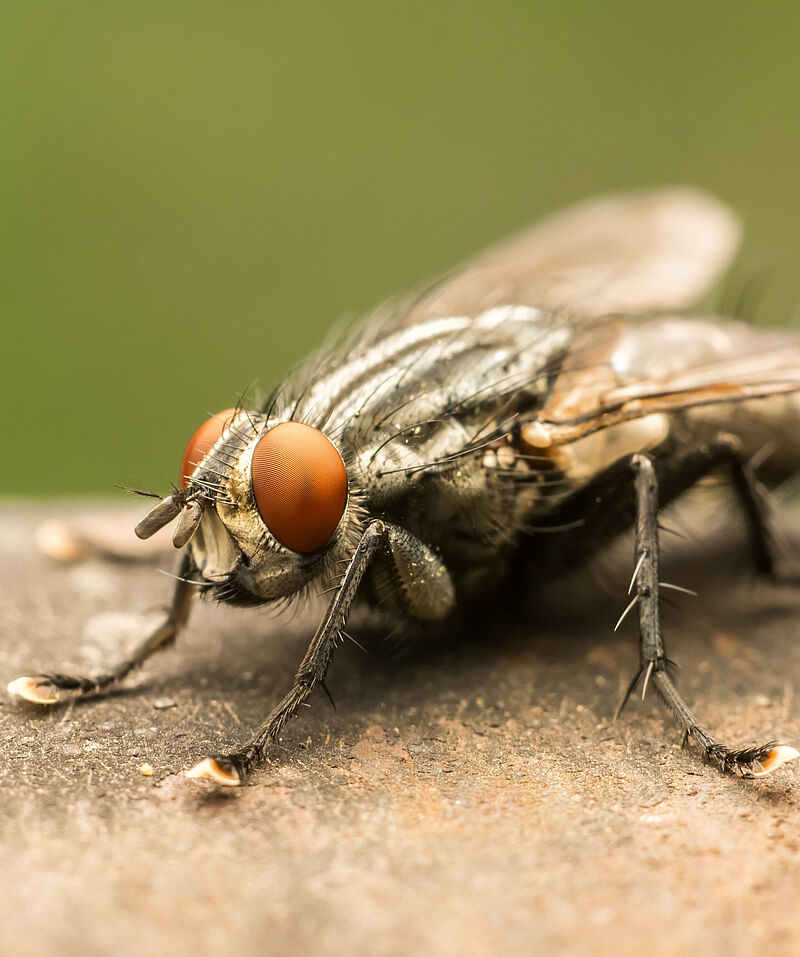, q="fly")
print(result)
[10,188,800,785]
